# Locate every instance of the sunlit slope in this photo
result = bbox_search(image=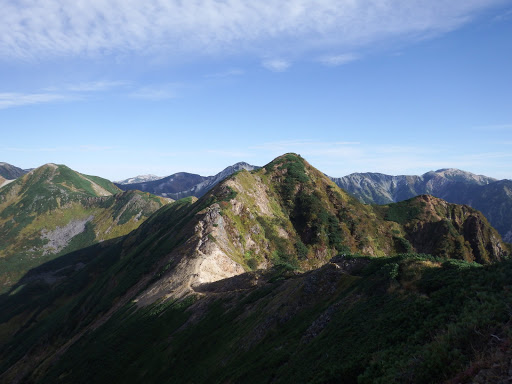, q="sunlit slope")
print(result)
[0,163,169,290]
